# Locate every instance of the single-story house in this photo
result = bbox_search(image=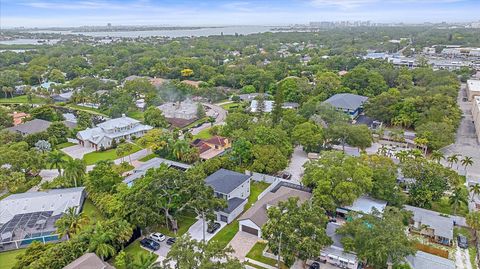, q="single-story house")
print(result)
[323,93,369,118]
[64,253,114,269]
[123,157,191,187]
[157,100,198,120]
[316,222,358,269]
[336,195,387,217]
[250,100,300,113]
[239,182,311,237]
[205,169,251,224]
[77,115,152,150]
[404,205,454,246]
[191,136,231,160]
[235,93,272,102]
[6,119,52,136]
[406,251,455,269]
[52,91,74,102]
